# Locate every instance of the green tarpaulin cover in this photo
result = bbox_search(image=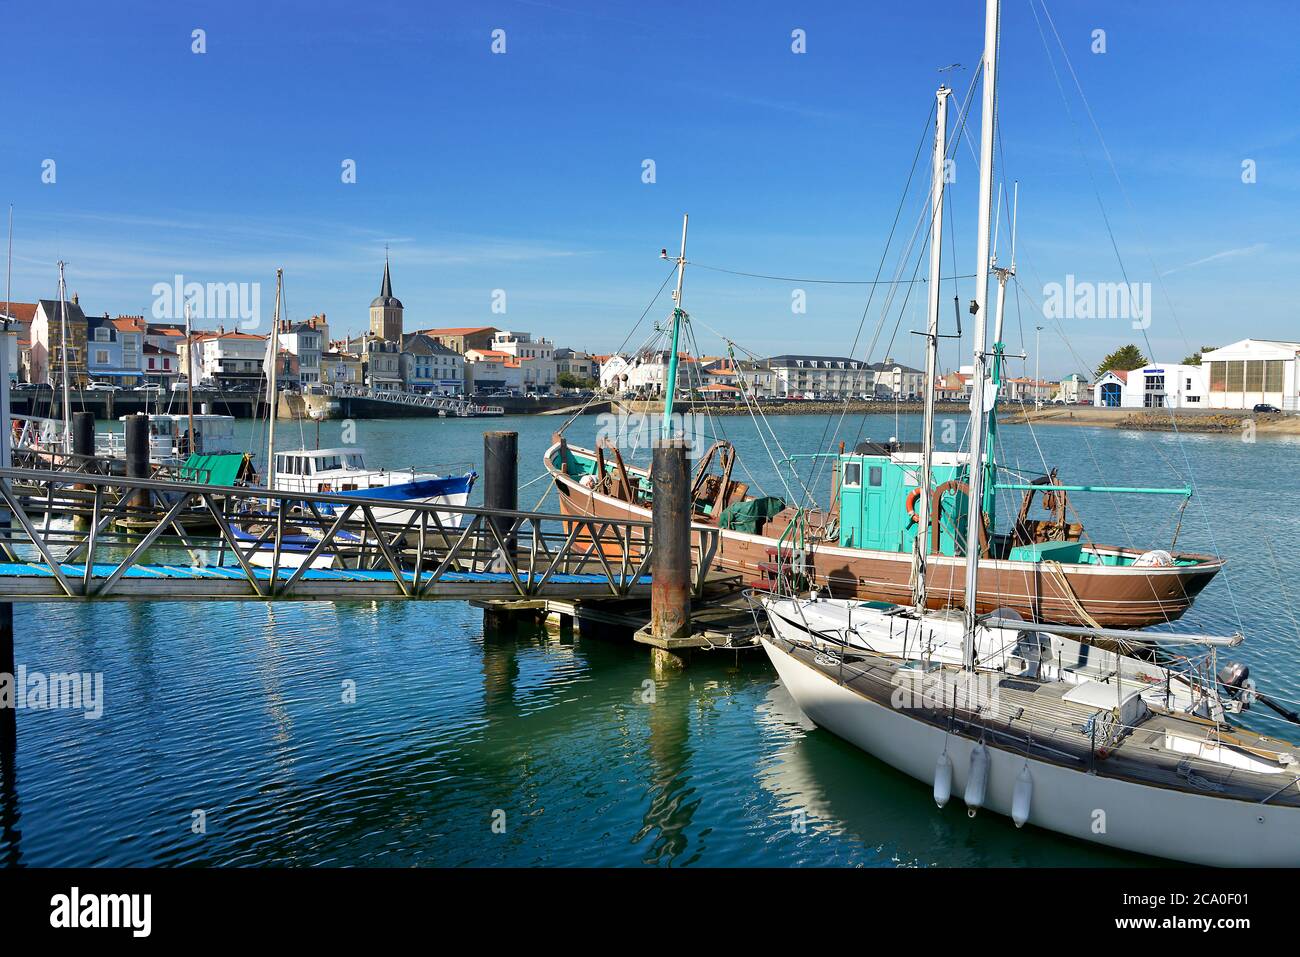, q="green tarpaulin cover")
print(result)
[179,453,251,487]
[718,496,786,534]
